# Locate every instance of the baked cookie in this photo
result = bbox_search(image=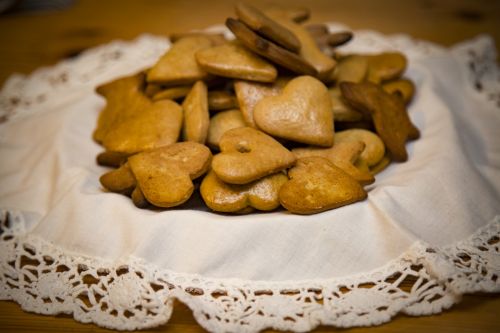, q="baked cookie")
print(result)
[182,81,210,143]
[196,41,277,82]
[254,76,334,146]
[279,157,367,214]
[128,142,212,208]
[200,170,287,213]
[212,126,296,184]
[147,36,213,85]
[340,81,419,162]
